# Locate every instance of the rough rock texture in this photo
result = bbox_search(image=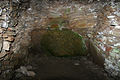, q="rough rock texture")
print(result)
[0,0,30,74]
[0,0,14,71]
[91,2,120,76]
[40,29,87,56]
